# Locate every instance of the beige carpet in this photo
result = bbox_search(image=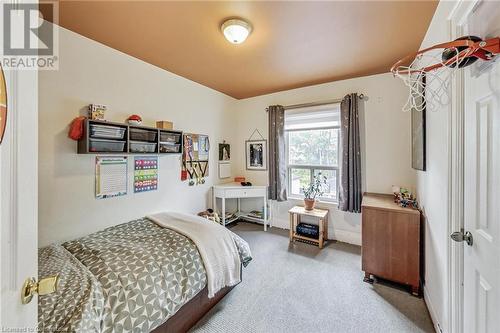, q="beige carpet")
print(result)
[191,222,434,333]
